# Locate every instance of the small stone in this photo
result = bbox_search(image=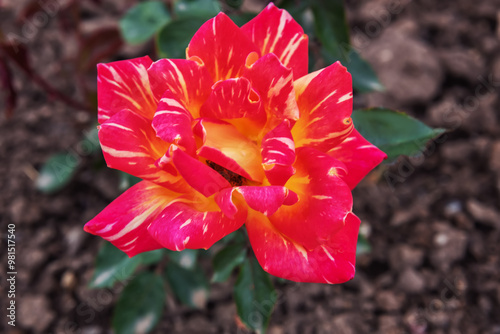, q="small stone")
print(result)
[378,315,400,333]
[18,295,55,331]
[444,200,463,217]
[430,223,468,271]
[81,326,103,334]
[268,326,285,334]
[61,270,77,290]
[389,245,424,270]
[404,308,428,334]
[21,248,48,272]
[375,290,404,312]
[8,197,26,224]
[397,268,426,293]
[441,140,472,164]
[466,199,500,228]
[438,48,485,82]
[64,226,87,255]
[390,210,414,226]
[490,141,500,171]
